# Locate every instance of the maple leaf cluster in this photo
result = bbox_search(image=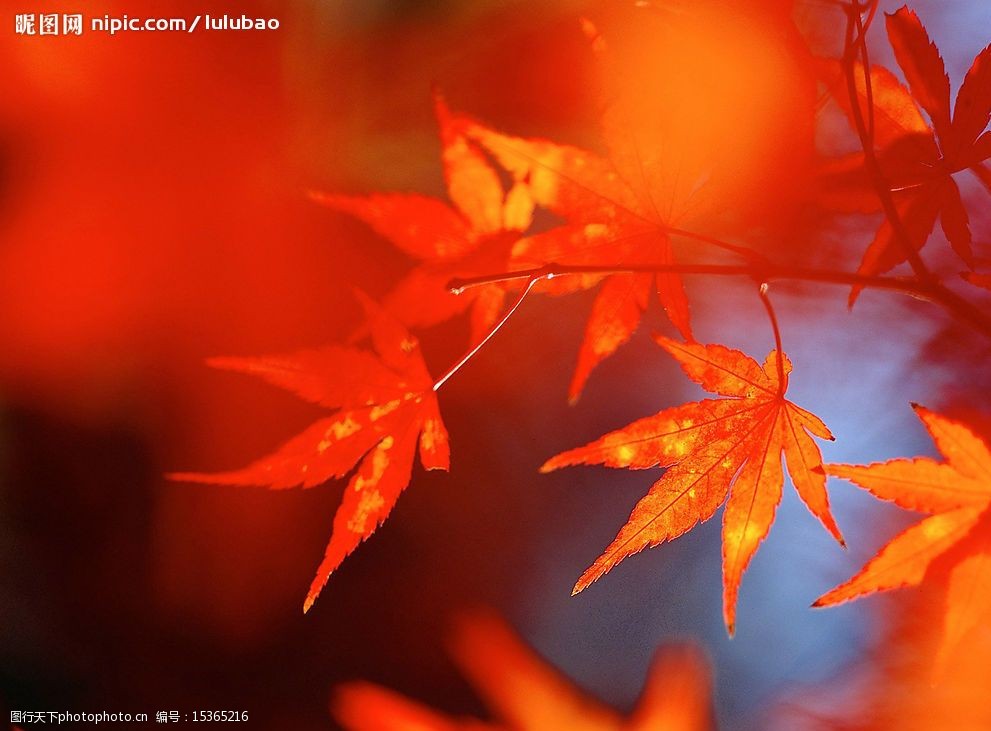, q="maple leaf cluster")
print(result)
[171,3,991,655]
[822,7,991,300]
[333,611,714,731]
